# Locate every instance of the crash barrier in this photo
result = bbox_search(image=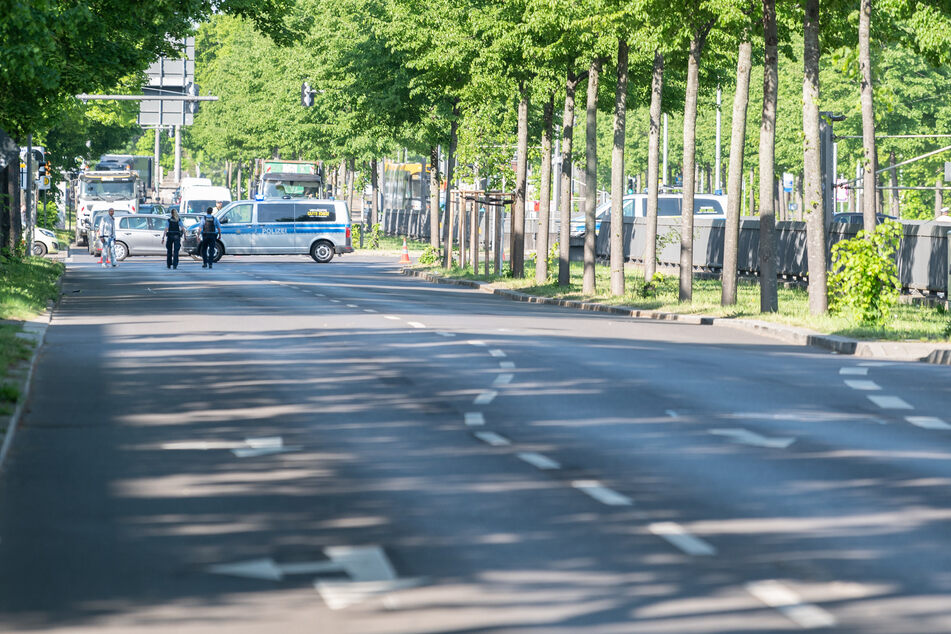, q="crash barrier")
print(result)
[595,216,949,295]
